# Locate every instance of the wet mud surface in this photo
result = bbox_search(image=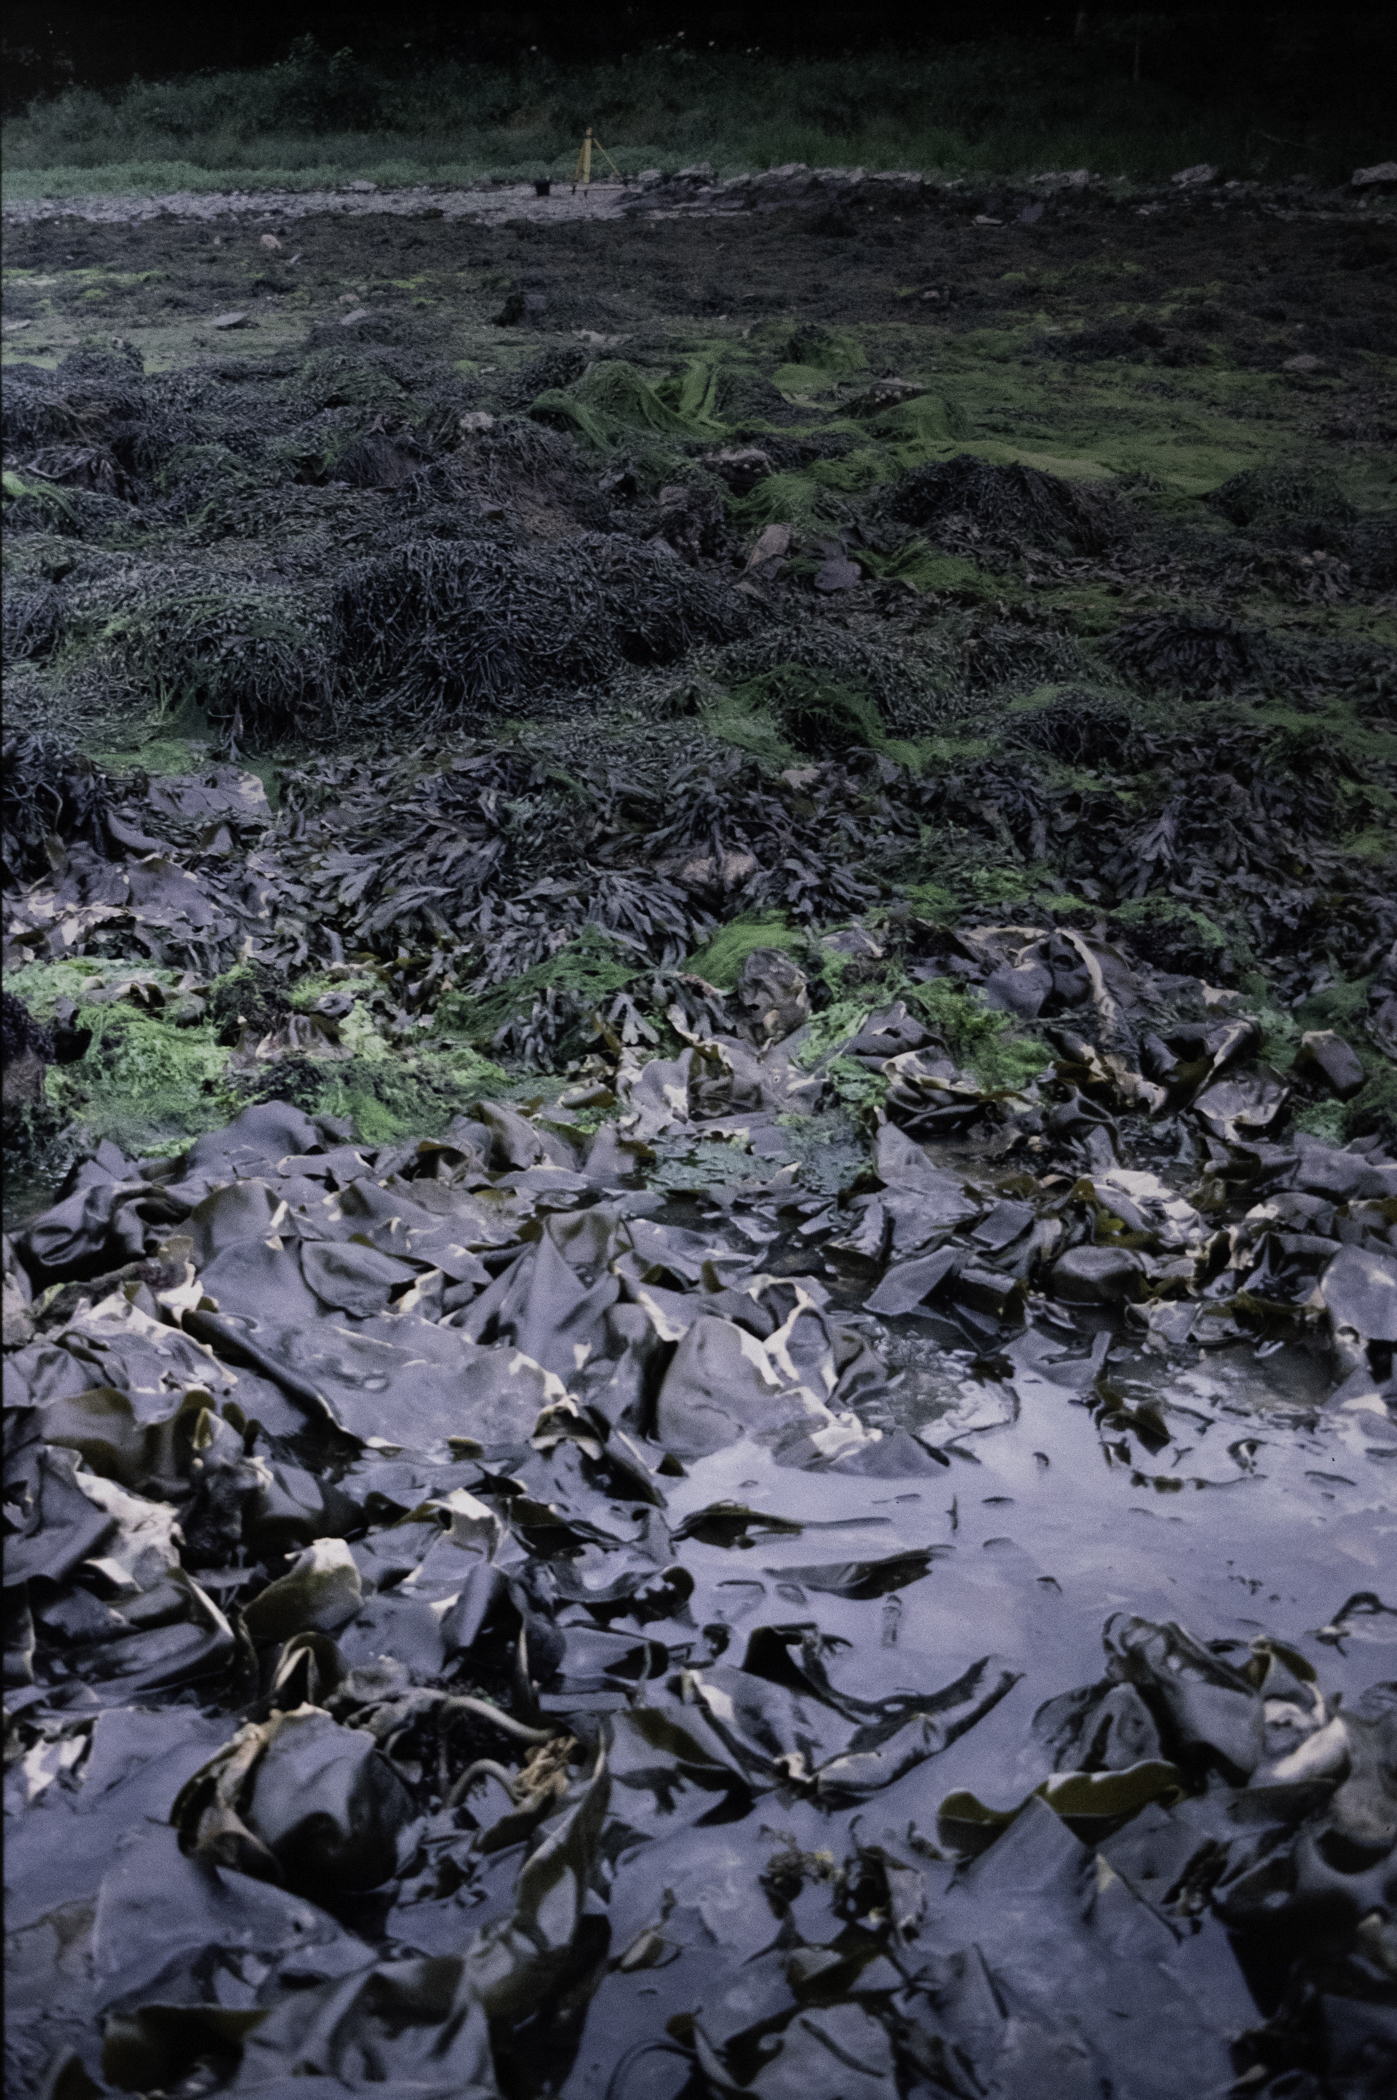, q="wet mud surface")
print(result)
[3,180,1397,2099]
